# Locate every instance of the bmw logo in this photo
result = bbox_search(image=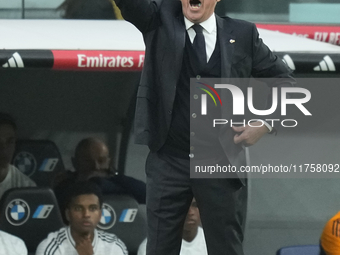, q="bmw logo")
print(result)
[6,199,30,226]
[98,203,116,230]
[13,151,37,177]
